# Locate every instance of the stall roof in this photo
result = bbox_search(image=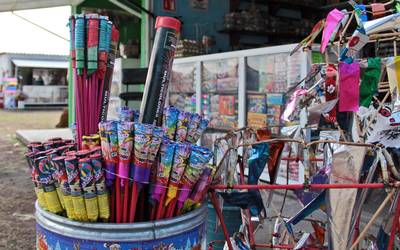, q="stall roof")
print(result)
[12,59,68,69]
[0,0,83,12]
